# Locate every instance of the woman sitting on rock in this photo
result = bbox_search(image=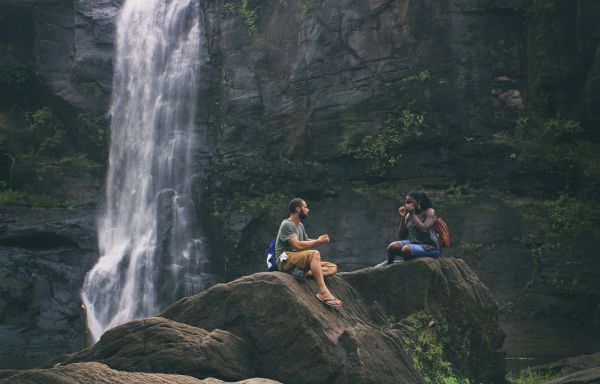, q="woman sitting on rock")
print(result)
[382,190,441,265]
